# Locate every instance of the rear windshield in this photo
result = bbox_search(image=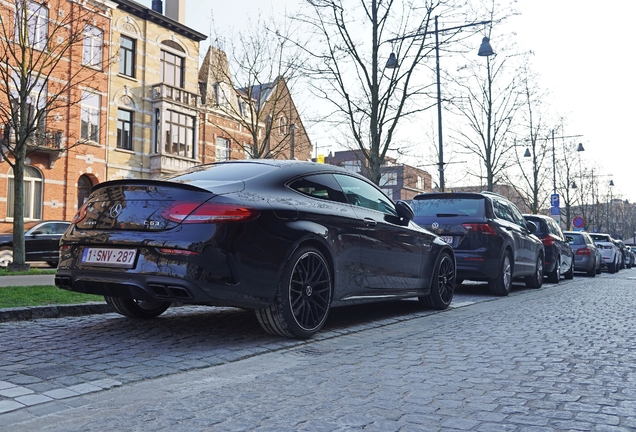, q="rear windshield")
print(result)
[164,162,277,183]
[590,234,611,242]
[410,197,485,217]
[567,234,585,245]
